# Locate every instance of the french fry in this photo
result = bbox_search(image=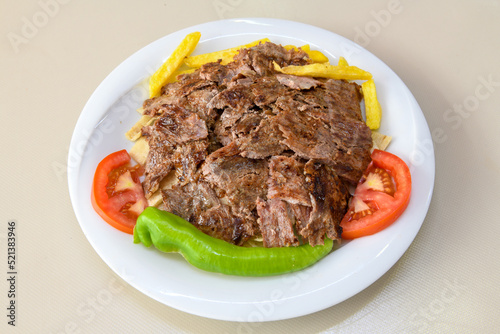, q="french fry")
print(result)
[147,190,163,207]
[149,31,201,98]
[129,136,149,166]
[183,38,270,68]
[273,62,372,81]
[146,170,179,207]
[337,56,349,67]
[129,135,180,207]
[371,131,392,151]
[362,79,382,130]
[283,44,329,63]
[125,115,155,141]
[307,50,329,63]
